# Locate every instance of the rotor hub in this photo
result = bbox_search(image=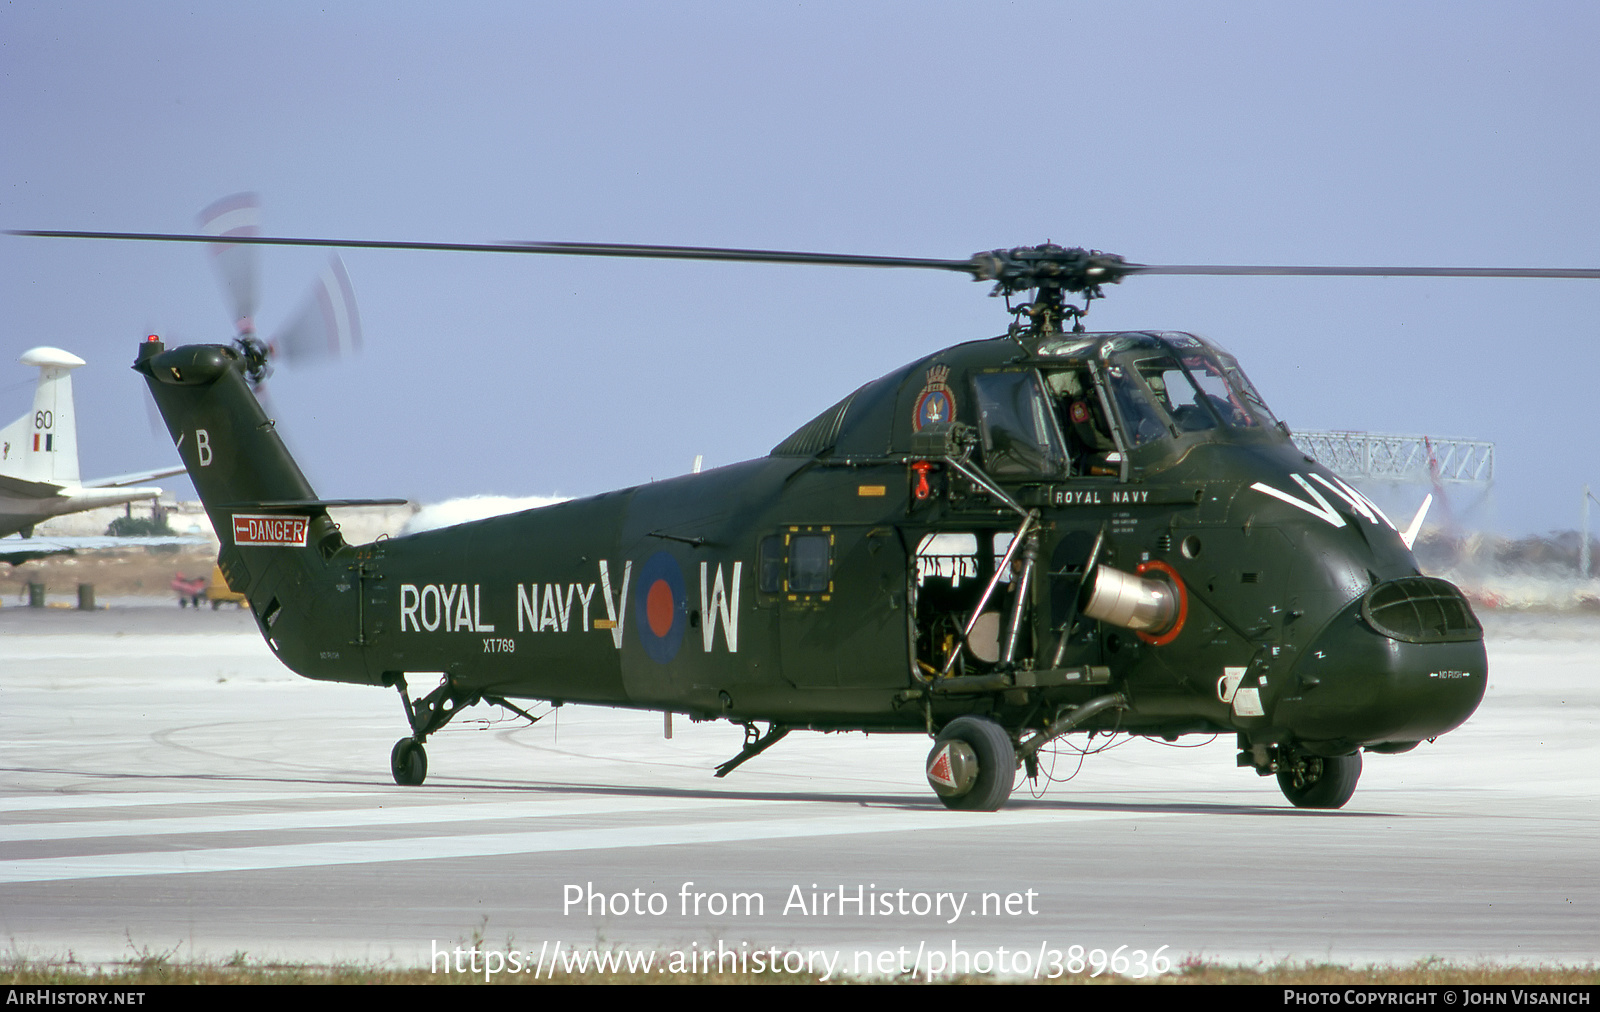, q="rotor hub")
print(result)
[965,245,1133,335]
